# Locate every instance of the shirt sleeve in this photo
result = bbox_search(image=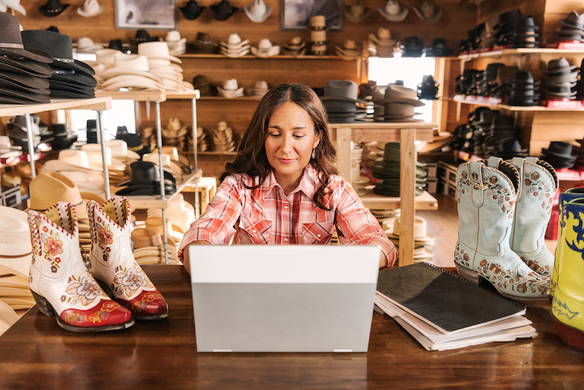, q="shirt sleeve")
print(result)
[333,180,398,268]
[178,175,242,261]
